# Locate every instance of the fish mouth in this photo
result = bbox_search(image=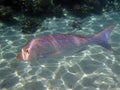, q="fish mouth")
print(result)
[16,52,22,60]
